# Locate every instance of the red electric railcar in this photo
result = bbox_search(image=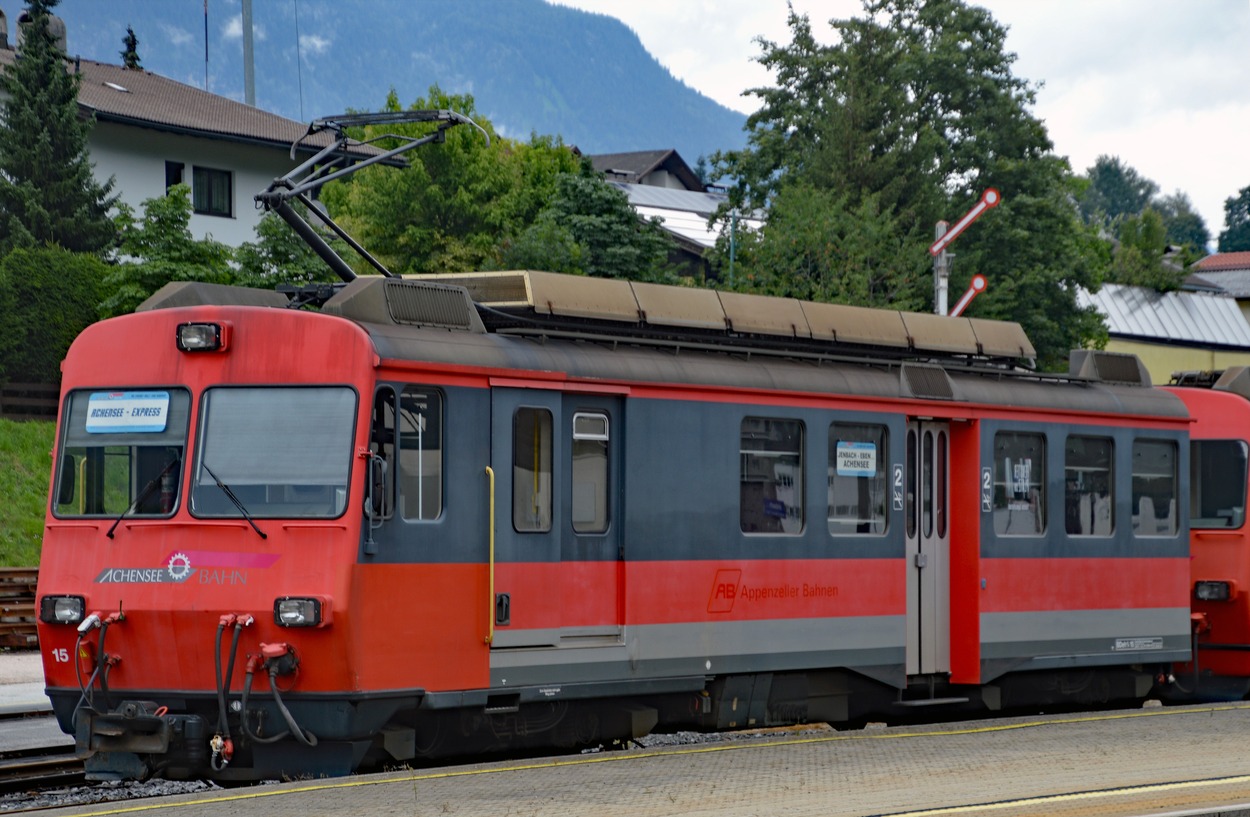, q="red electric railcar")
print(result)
[1166,370,1250,699]
[36,269,1198,781]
